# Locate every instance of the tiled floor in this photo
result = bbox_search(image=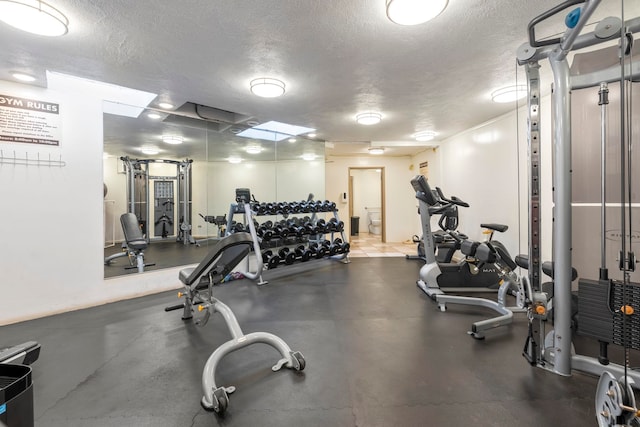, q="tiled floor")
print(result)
[348,232,418,257]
